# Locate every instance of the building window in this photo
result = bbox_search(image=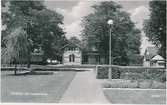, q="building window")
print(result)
[158,63,164,66]
[69,55,72,62]
[146,58,150,61]
[69,54,75,62]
